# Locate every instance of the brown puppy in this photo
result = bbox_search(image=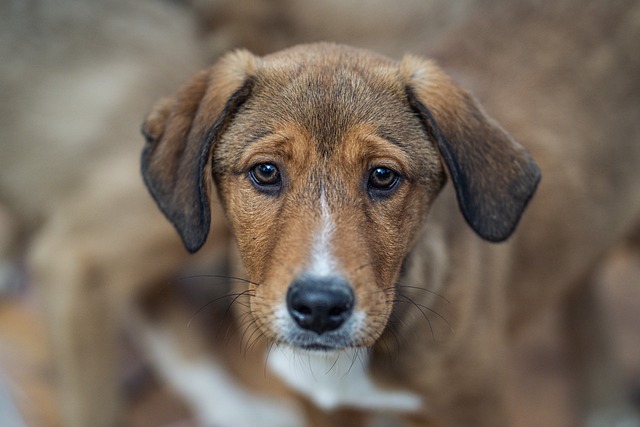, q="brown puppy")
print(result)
[141,40,640,427]
[10,1,501,425]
